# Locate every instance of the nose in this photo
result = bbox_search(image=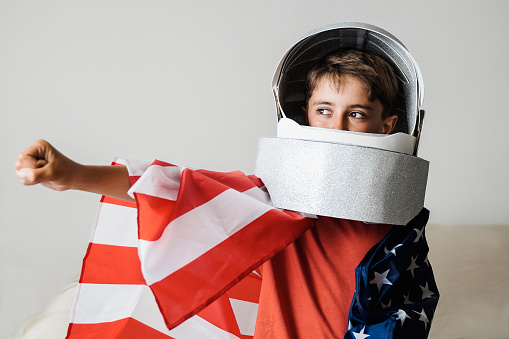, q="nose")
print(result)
[330,116,348,131]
